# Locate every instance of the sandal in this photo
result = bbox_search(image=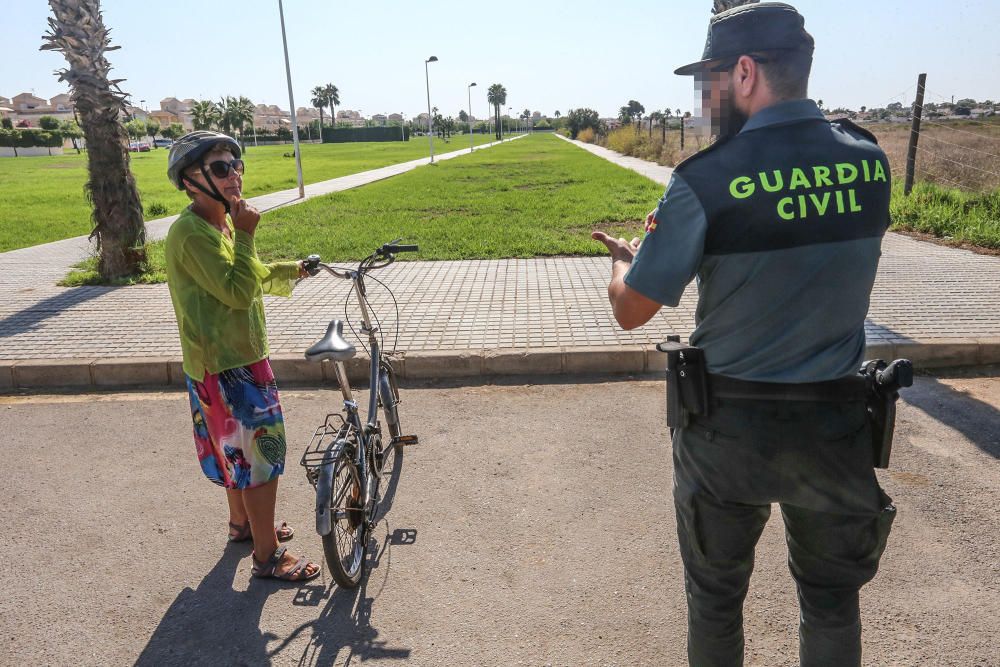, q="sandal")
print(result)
[251,546,321,582]
[228,520,295,543]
